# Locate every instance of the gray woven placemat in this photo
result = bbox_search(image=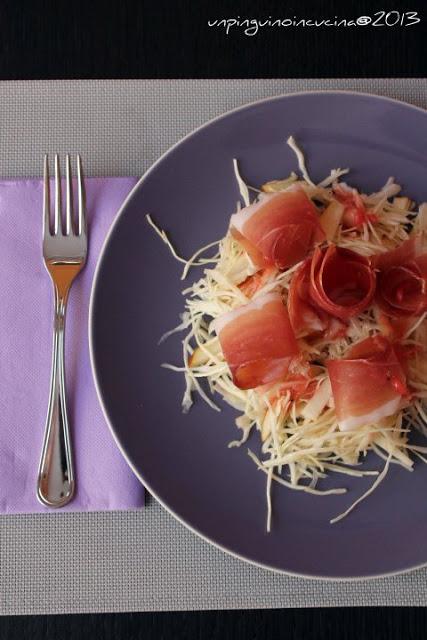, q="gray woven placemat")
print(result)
[1,79,427,615]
